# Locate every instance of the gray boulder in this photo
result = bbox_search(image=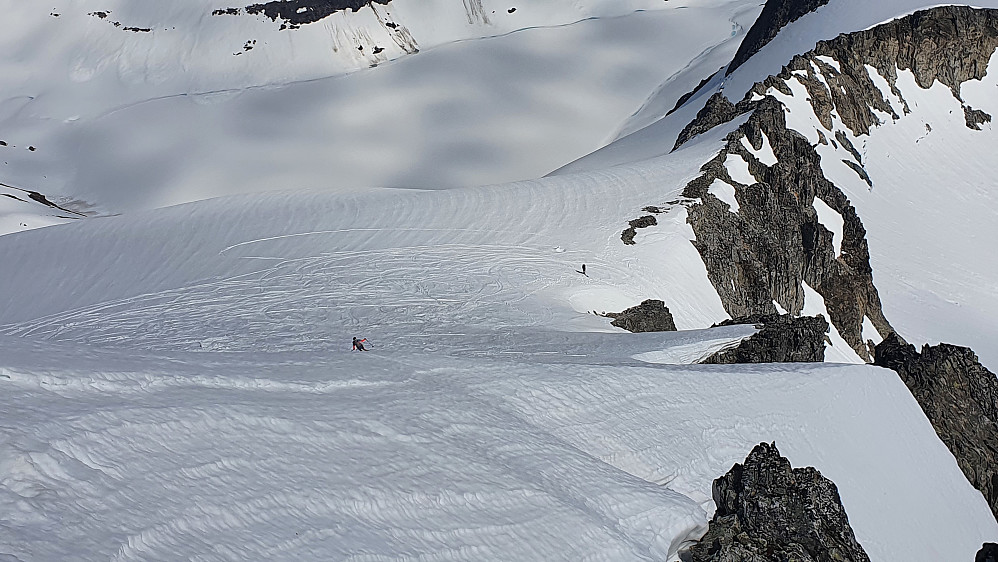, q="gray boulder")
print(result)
[606,299,677,332]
